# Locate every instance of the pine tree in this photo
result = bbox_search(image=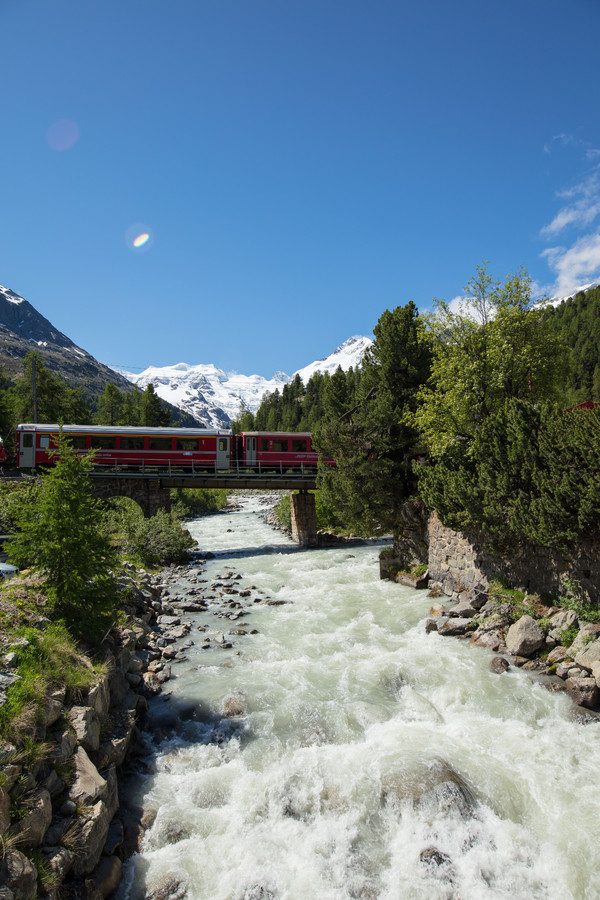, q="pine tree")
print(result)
[316,302,430,535]
[96,383,124,425]
[6,434,117,636]
[140,384,171,427]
